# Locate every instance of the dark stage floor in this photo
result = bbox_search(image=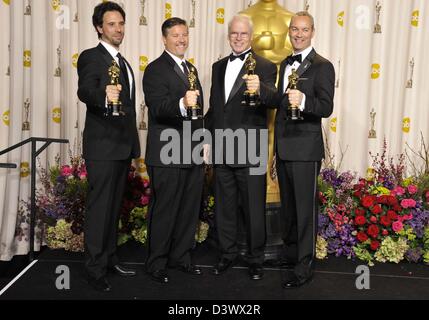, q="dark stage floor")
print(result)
[0,241,428,300]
